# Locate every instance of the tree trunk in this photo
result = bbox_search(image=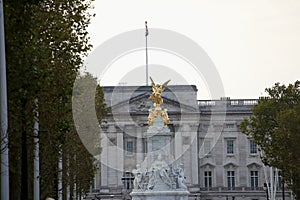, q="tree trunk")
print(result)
[21,98,28,200]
